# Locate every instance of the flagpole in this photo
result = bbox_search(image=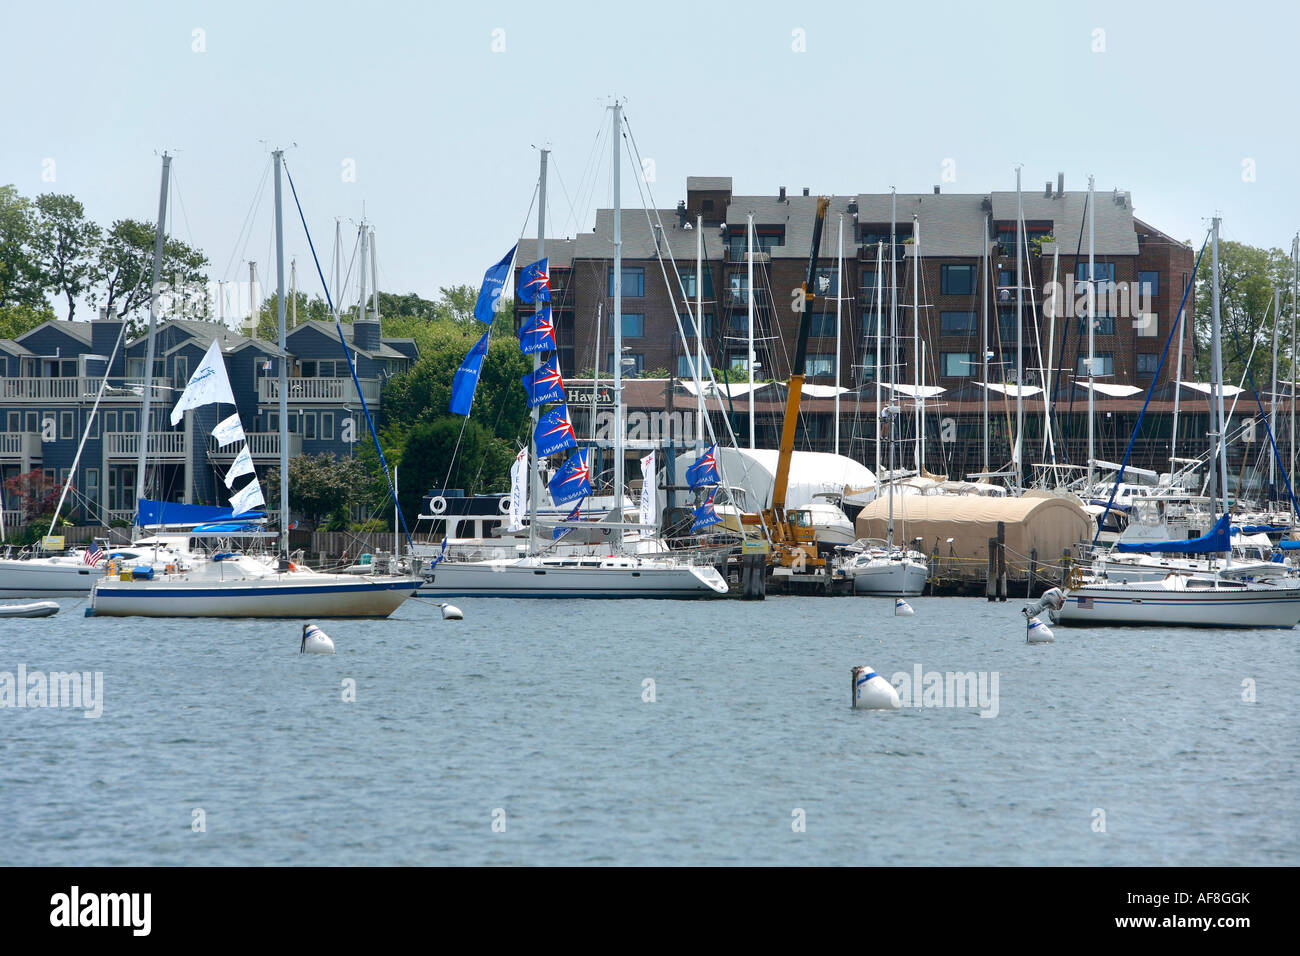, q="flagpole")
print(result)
[527,149,548,559]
